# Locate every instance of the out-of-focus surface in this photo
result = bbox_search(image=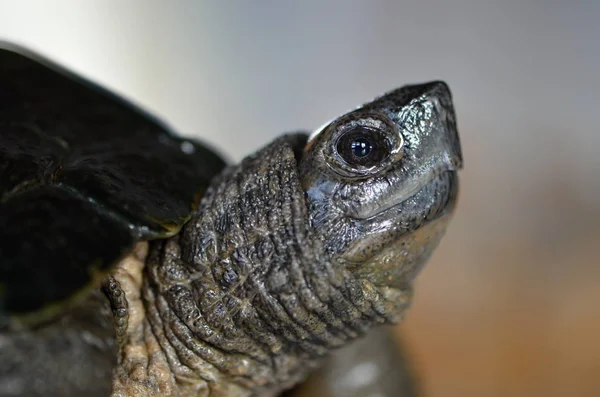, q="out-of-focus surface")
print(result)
[1,1,598,396]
